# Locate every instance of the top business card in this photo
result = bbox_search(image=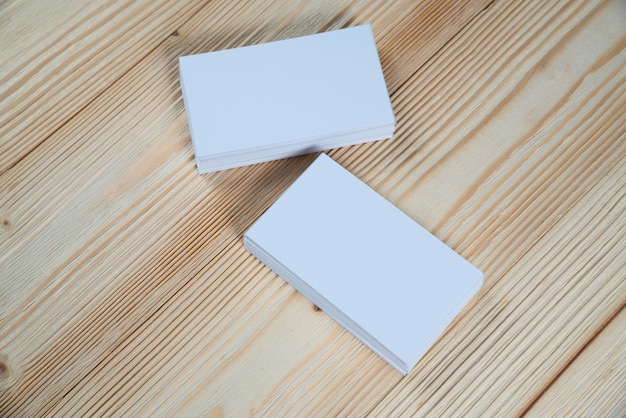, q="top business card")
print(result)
[244,153,484,374]
[179,24,395,173]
